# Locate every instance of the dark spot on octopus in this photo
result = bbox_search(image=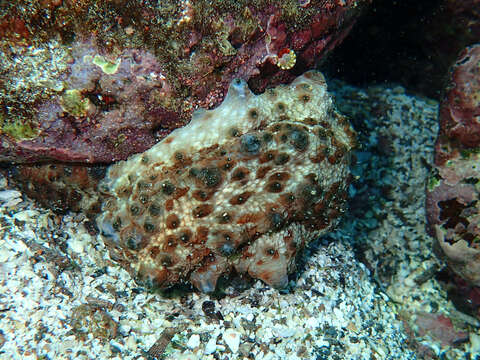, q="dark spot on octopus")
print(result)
[149,246,160,258]
[112,218,122,231]
[290,129,309,151]
[274,153,290,165]
[267,181,283,193]
[240,134,261,155]
[269,172,290,182]
[263,132,273,143]
[144,221,155,232]
[193,190,211,201]
[300,94,310,102]
[191,167,222,188]
[148,203,162,216]
[166,214,180,229]
[218,212,232,224]
[192,204,213,218]
[162,181,175,195]
[223,161,233,170]
[266,248,276,256]
[139,193,149,204]
[218,241,235,256]
[269,212,285,230]
[161,255,173,267]
[179,230,192,243]
[230,192,252,205]
[130,204,141,216]
[126,234,143,250]
[229,127,240,137]
[279,193,296,205]
[231,167,249,181]
[165,235,177,249]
